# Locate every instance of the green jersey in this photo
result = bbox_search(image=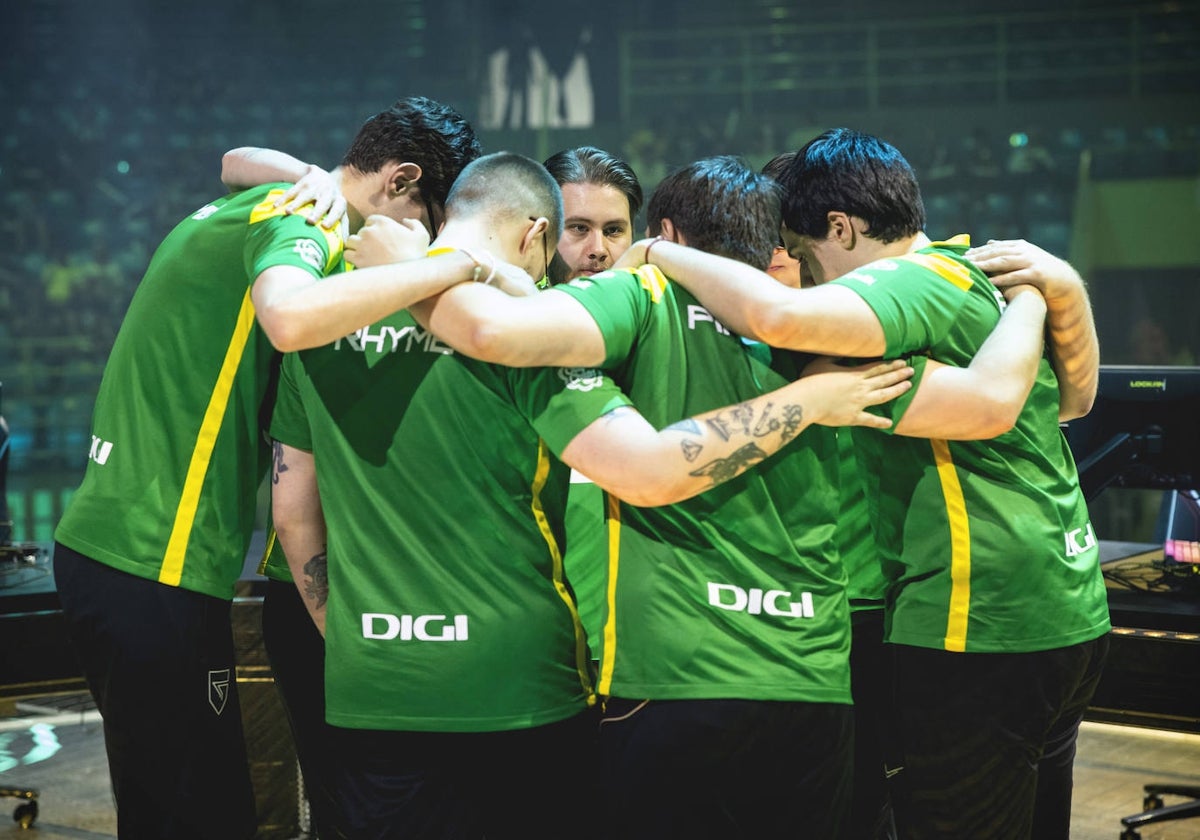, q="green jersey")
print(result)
[836,239,1110,653]
[837,431,885,612]
[550,266,851,705]
[270,309,628,732]
[55,186,344,600]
